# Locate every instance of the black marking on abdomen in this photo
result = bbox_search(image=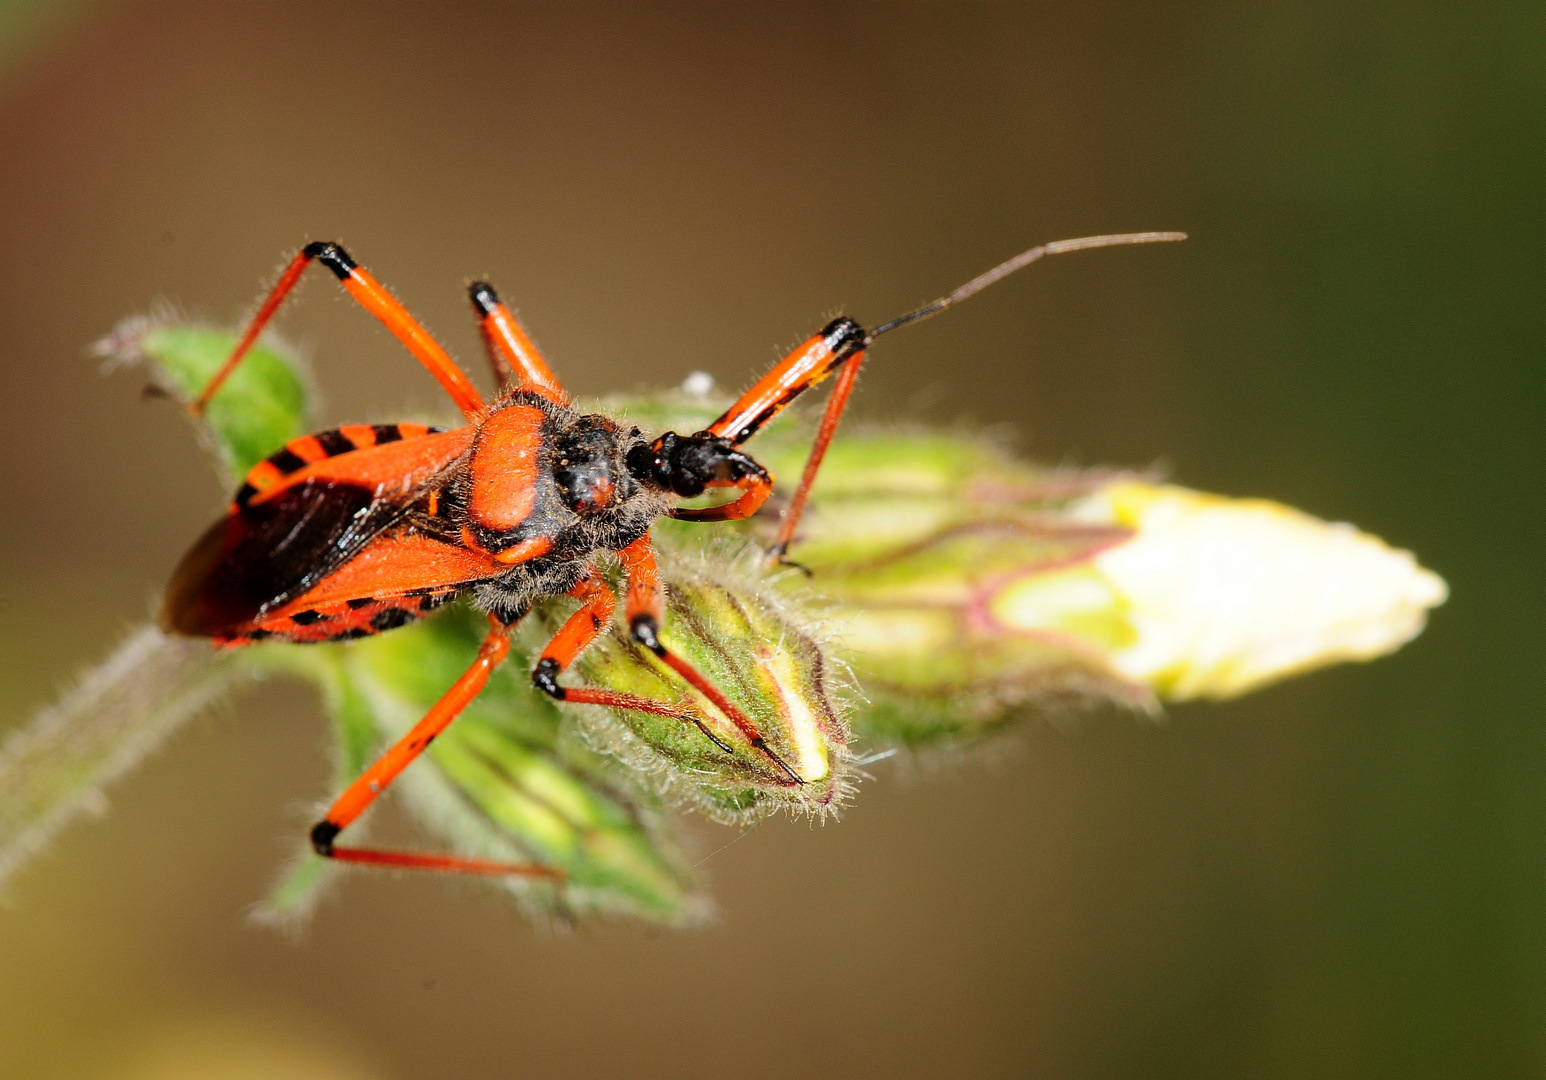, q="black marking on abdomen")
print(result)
[234,425,447,507]
[370,607,416,632]
[315,429,356,456]
[327,626,375,641]
[215,589,461,647]
[267,447,308,475]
